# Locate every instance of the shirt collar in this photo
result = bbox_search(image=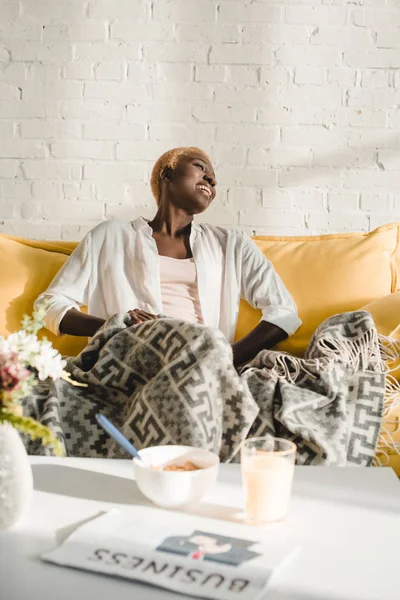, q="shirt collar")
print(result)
[131,216,150,232]
[131,216,201,235]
